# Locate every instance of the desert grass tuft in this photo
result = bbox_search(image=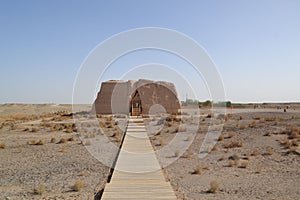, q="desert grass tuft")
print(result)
[0,142,6,149]
[33,184,45,195]
[227,132,235,139]
[228,160,234,167]
[191,165,202,175]
[265,147,274,155]
[209,180,220,193]
[59,138,67,144]
[224,140,243,149]
[251,149,261,156]
[218,134,224,141]
[239,160,249,168]
[72,179,84,192]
